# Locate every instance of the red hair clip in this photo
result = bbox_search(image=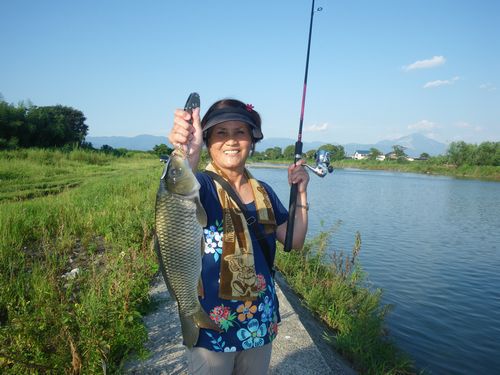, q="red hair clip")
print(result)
[245,103,254,112]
